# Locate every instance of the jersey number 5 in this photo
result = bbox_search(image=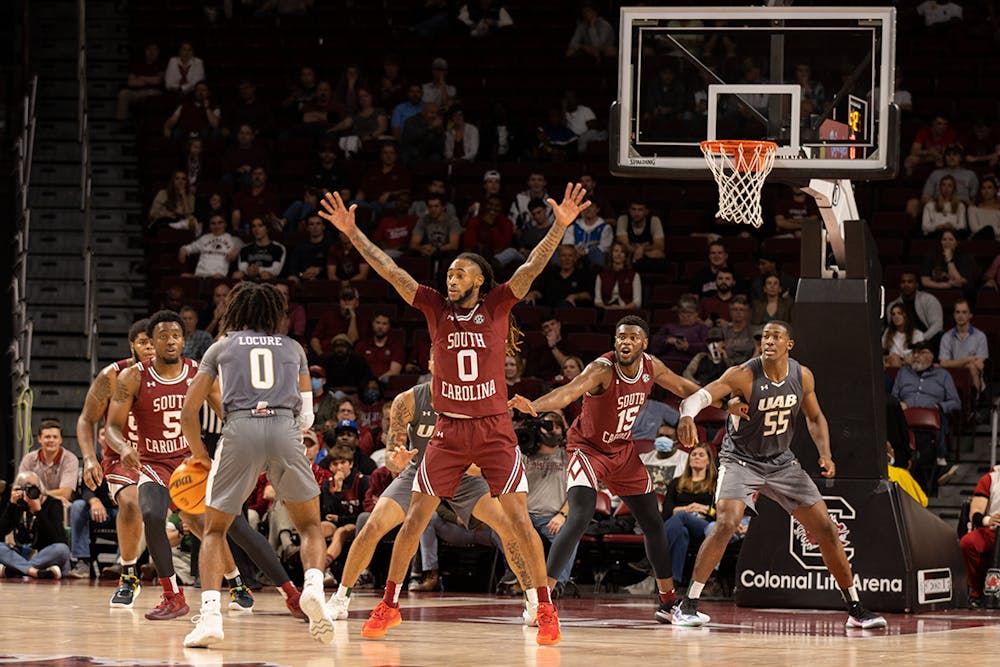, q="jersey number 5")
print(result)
[762,409,791,437]
[250,348,275,389]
